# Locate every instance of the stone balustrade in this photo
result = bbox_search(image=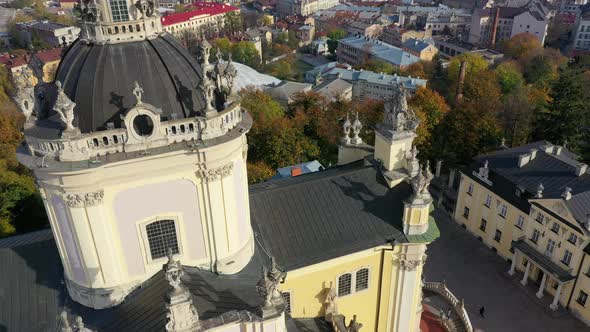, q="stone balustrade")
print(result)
[423,281,473,332]
[25,103,244,162]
